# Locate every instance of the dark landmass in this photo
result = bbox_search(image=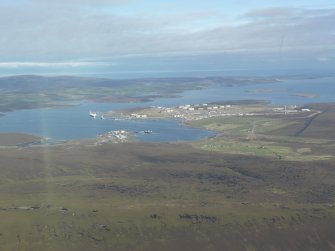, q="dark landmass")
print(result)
[300,103,335,139]
[0,75,287,112]
[0,133,43,146]
[0,75,211,112]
